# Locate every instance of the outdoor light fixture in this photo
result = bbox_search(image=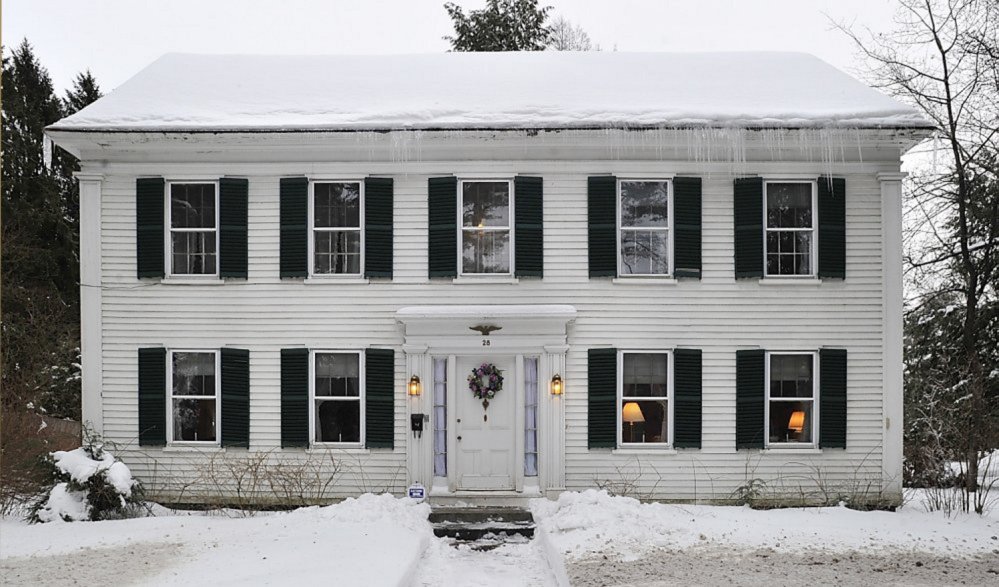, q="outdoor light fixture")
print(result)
[788,410,805,433]
[408,375,421,396]
[550,373,563,395]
